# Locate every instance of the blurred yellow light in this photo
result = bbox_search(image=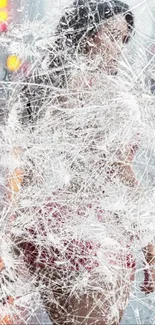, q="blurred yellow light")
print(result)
[7,55,22,72]
[0,10,8,22]
[0,0,8,9]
